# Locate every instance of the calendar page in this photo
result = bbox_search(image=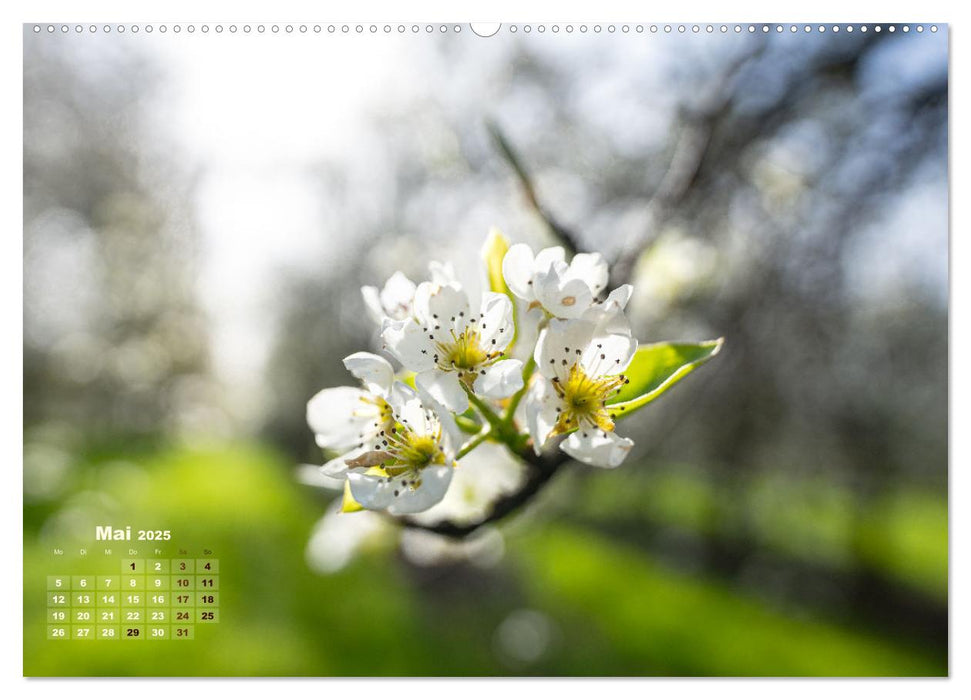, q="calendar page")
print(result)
[22,19,949,678]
